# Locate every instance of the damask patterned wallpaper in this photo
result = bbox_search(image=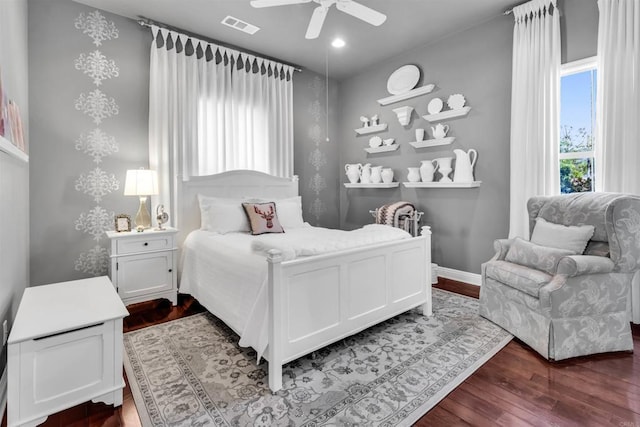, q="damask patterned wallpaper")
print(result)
[72,10,121,276]
[29,1,341,284]
[293,71,340,229]
[29,0,150,286]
